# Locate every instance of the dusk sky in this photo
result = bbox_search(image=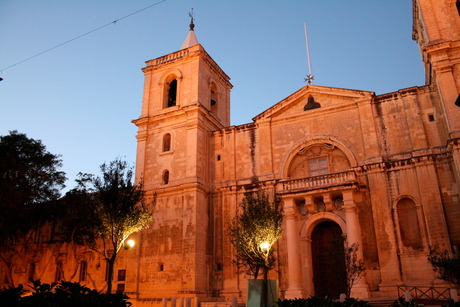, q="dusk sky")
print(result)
[1,1,425,192]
